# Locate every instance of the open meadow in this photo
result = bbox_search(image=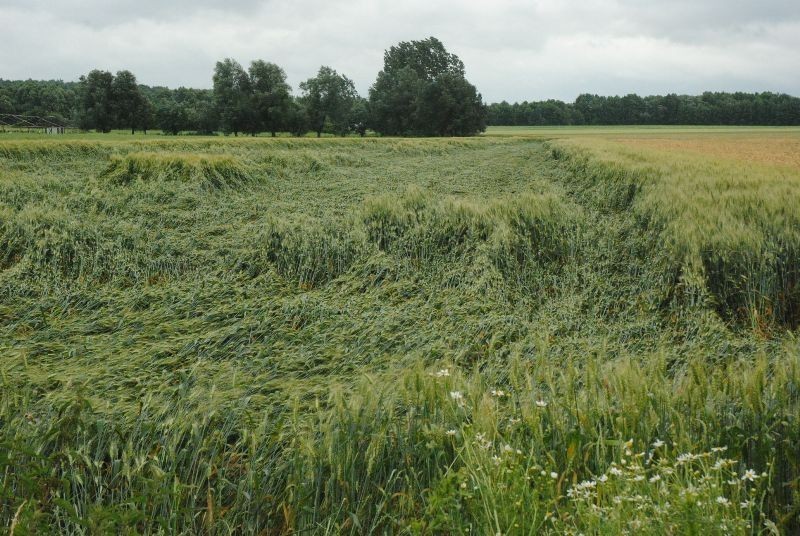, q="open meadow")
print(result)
[1,128,799,534]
